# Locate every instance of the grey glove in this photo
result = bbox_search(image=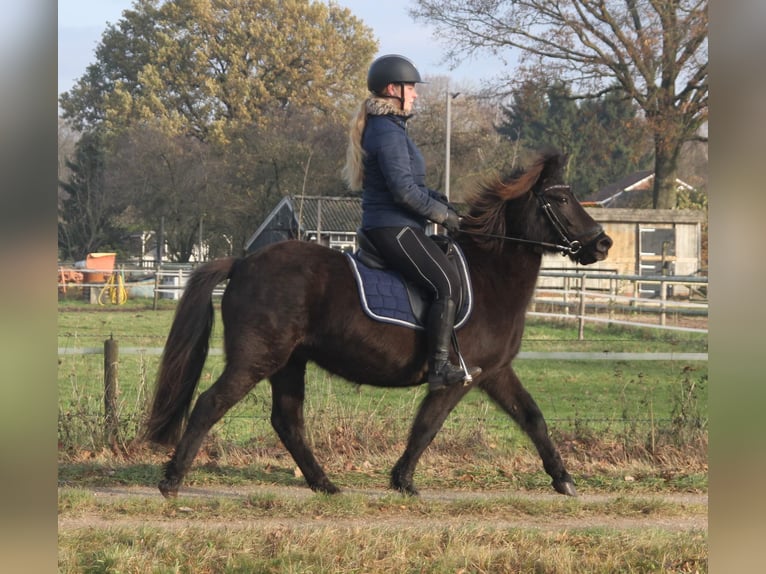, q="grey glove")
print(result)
[442,208,461,234]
